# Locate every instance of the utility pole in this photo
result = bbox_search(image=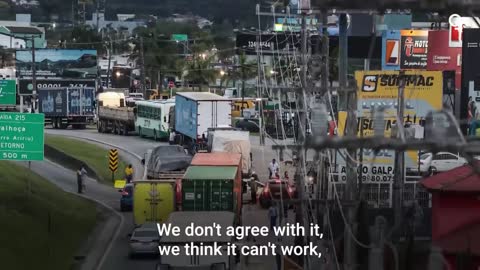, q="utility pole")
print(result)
[339,12,358,270]
[96,0,100,32]
[393,70,406,238]
[106,40,112,88]
[140,36,146,97]
[31,36,37,113]
[293,9,308,268]
[255,29,265,145]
